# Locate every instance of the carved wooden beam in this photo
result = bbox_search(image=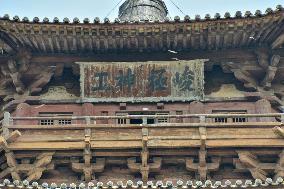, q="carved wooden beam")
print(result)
[221,62,259,90]
[29,66,55,95]
[255,48,270,69]
[236,151,268,181]
[0,130,22,180]
[6,59,25,94]
[234,160,276,171]
[26,152,55,181]
[0,49,31,101]
[261,54,281,89]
